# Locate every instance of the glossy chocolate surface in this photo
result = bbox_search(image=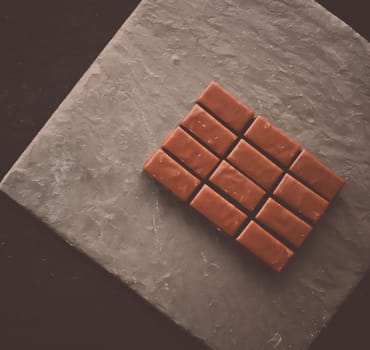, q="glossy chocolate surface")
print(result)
[162,127,219,178]
[290,150,345,201]
[256,198,312,248]
[244,115,301,167]
[196,81,254,132]
[209,160,265,212]
[274,174,329,223]
[181,104,237,156]
[237,221,294,272]
[227,139,283,190]
[144,150,200,201]
[190,185,247,236]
